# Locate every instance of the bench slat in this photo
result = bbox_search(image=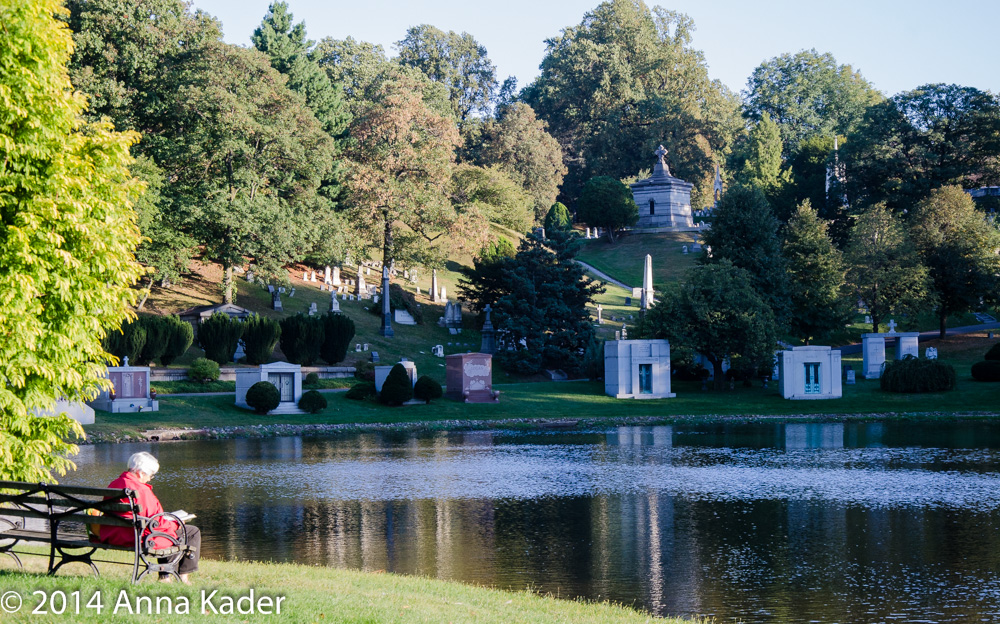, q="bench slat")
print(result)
[0,494,49,506]
[47,485,131,498]
[0,509,134,527]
